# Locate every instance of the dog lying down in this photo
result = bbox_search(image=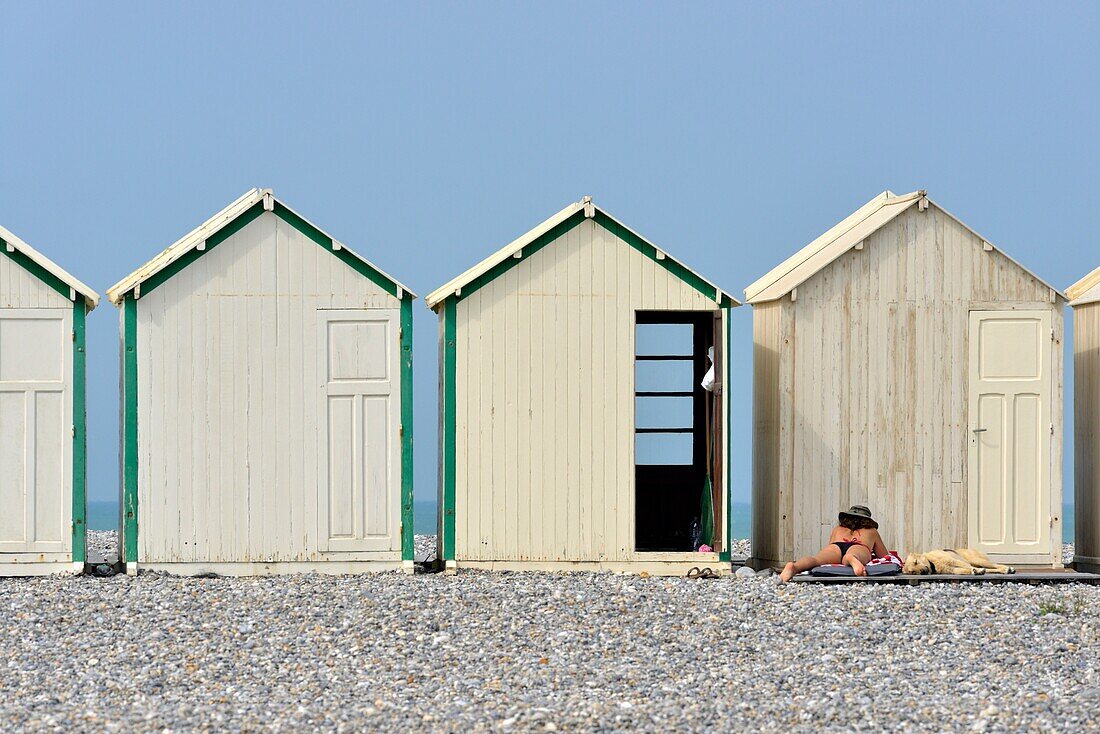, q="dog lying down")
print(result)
[902,548,1015,575]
